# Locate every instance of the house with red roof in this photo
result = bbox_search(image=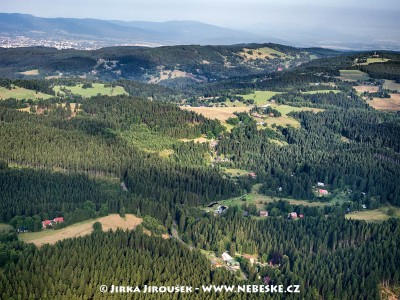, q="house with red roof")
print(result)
[318,189,329,195]
[53,217,64,223]
[42,217,64,229]
[42,220,52,228]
